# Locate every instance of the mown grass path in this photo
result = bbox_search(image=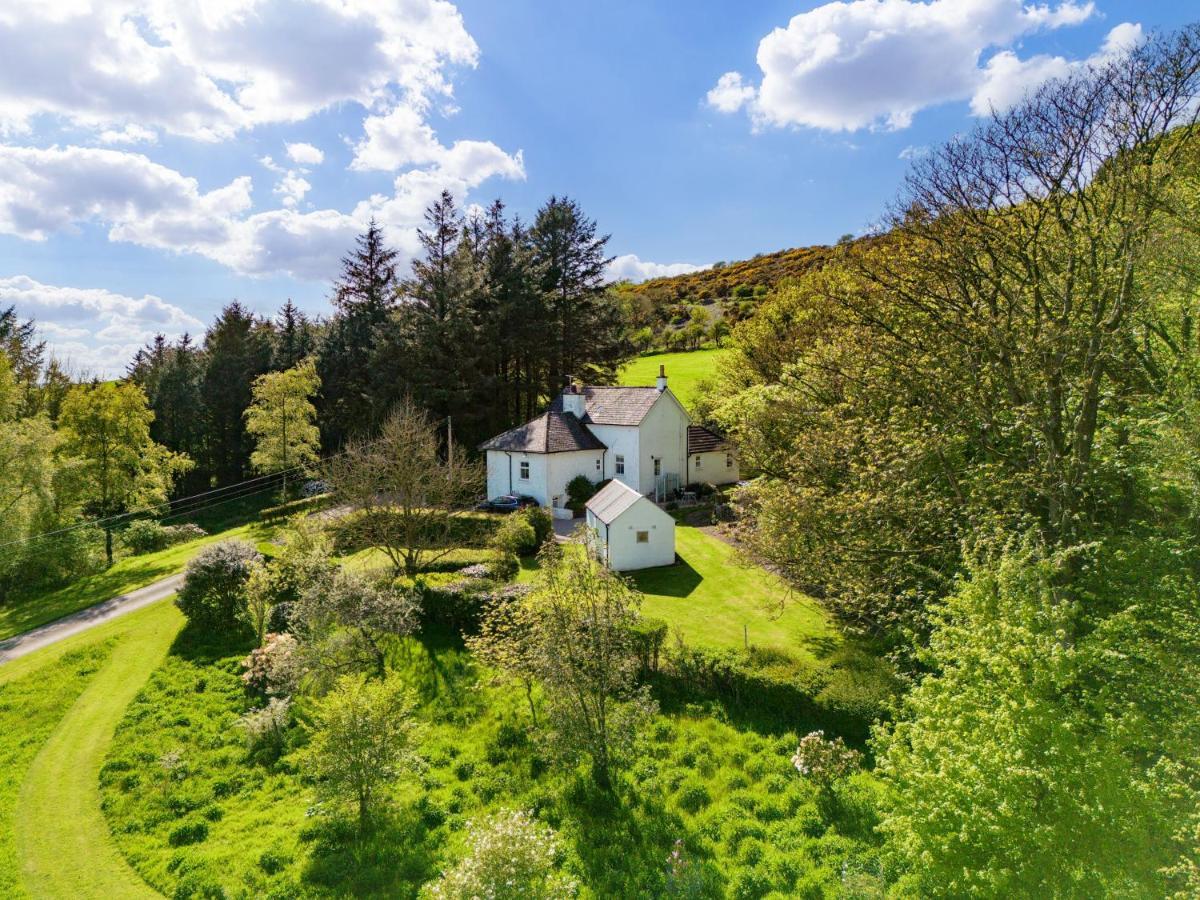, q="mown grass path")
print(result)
[15,601,182,899]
